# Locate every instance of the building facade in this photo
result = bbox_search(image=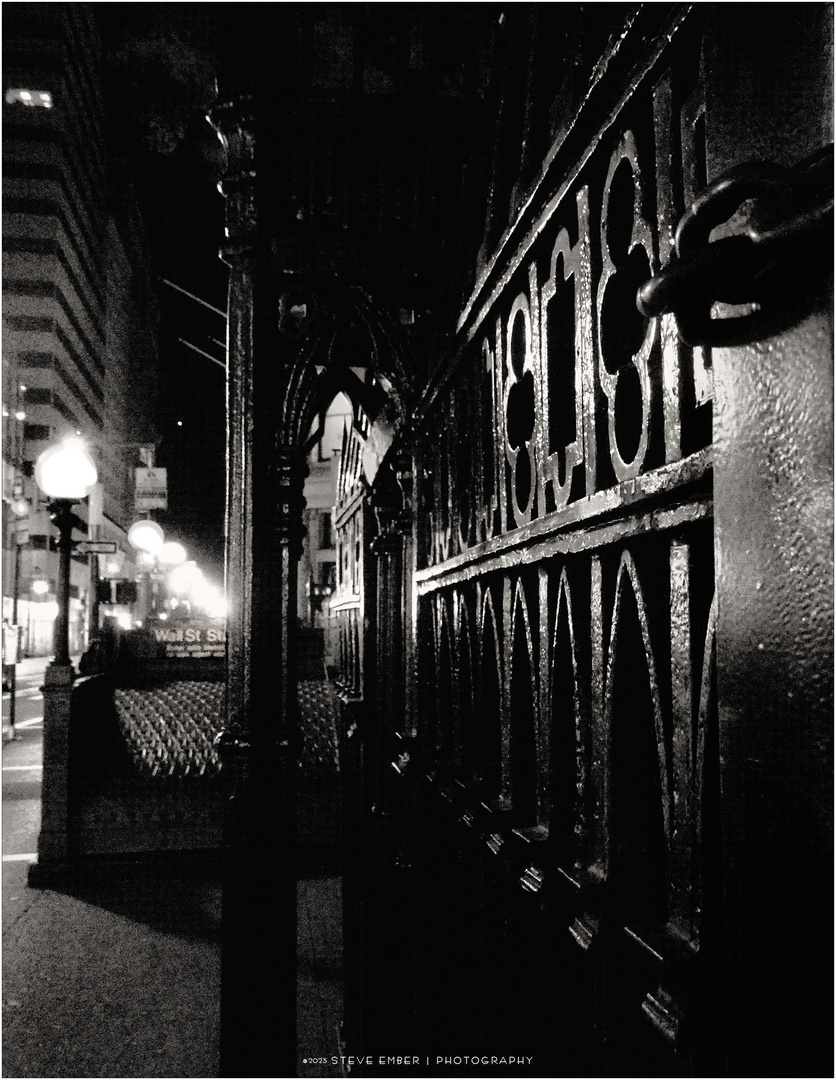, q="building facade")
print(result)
[2,4,160,655]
